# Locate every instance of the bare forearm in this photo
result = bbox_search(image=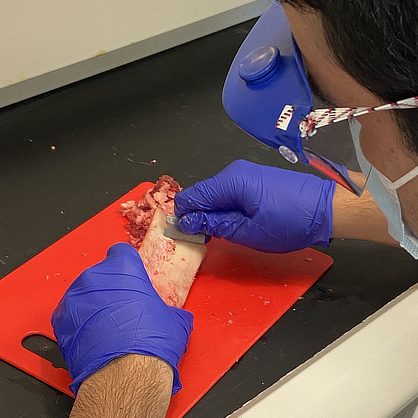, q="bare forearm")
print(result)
[332,183,399,246]
[70,354,173,418]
